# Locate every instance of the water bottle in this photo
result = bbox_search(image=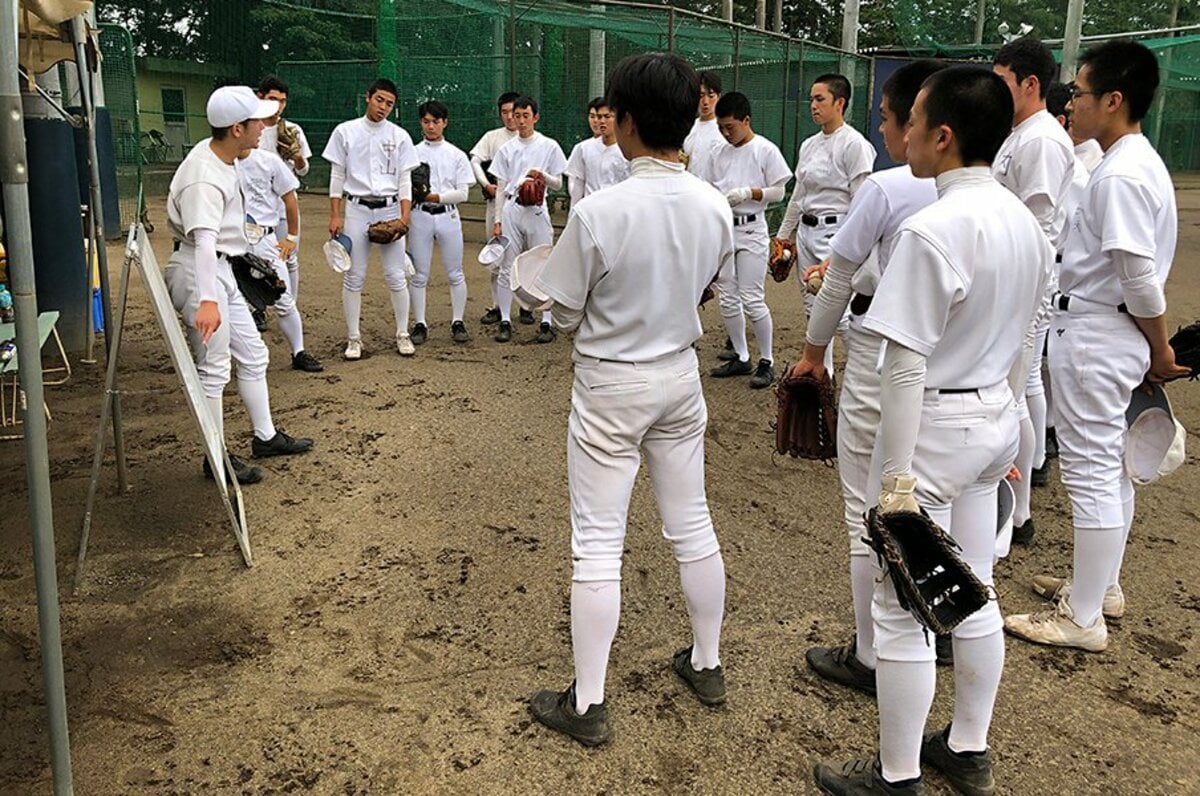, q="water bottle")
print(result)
[0,340,14,364]
[0,283,14,324]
